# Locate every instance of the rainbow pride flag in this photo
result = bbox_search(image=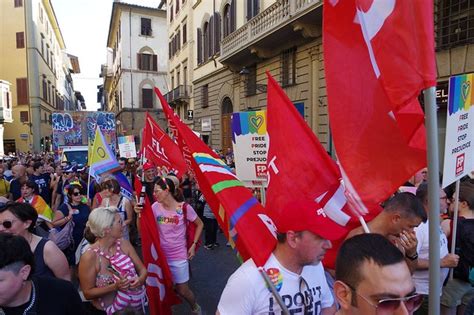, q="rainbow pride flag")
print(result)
[448,73,474,115]
[17,195,54,222]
